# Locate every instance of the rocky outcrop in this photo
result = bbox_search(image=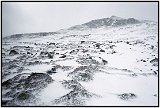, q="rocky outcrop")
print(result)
[150,58,158,66]
[2,73,54,106]
[54,80,98,106]
[9,50,19,55]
